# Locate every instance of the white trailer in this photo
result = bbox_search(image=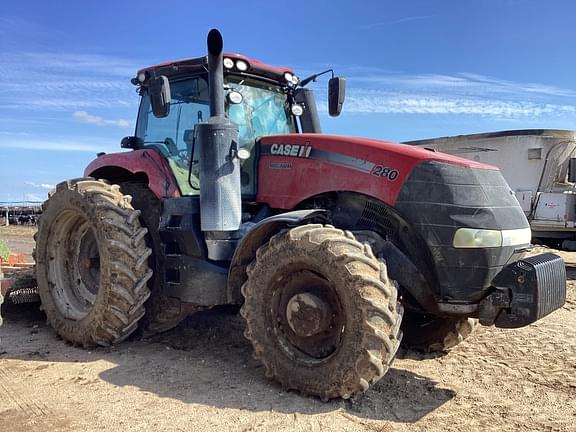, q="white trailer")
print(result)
[405,129,576,246]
